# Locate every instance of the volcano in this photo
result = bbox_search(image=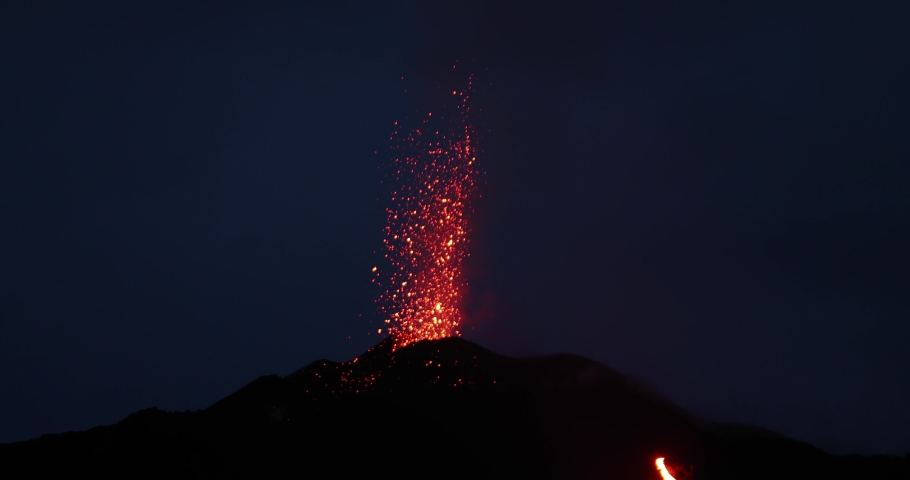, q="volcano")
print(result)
[1,337,906,479]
